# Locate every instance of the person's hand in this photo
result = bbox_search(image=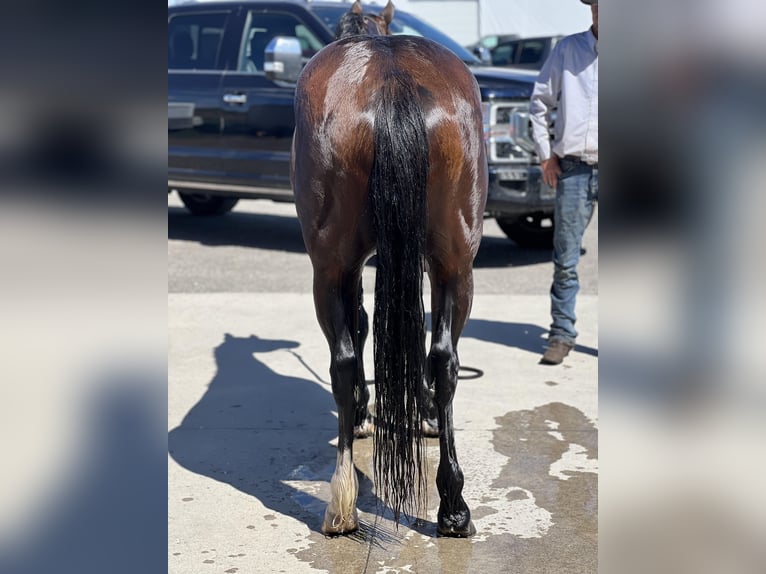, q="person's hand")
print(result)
[541,156,561,188]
